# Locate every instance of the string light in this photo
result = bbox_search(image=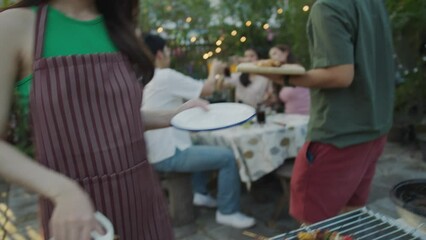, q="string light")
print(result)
[157,27,164,33]
[208,51,214,57]
[231,30,238,36]
[215,47,222,53]
[245,21,252,27]
[303,5,310,12]
[216,40,223,46]
[277,8,283,14]
[190,36,197,43]
[240,36,247,43]
[203,53,209,60]
[186,17,192,23]
[263,23,270,30]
